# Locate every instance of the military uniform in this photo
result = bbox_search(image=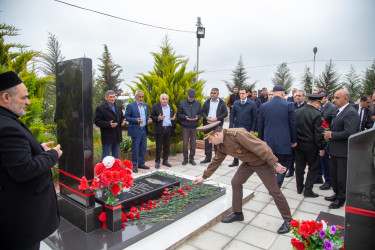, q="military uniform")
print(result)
[295,97,326,196]
[202,128,292,222]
